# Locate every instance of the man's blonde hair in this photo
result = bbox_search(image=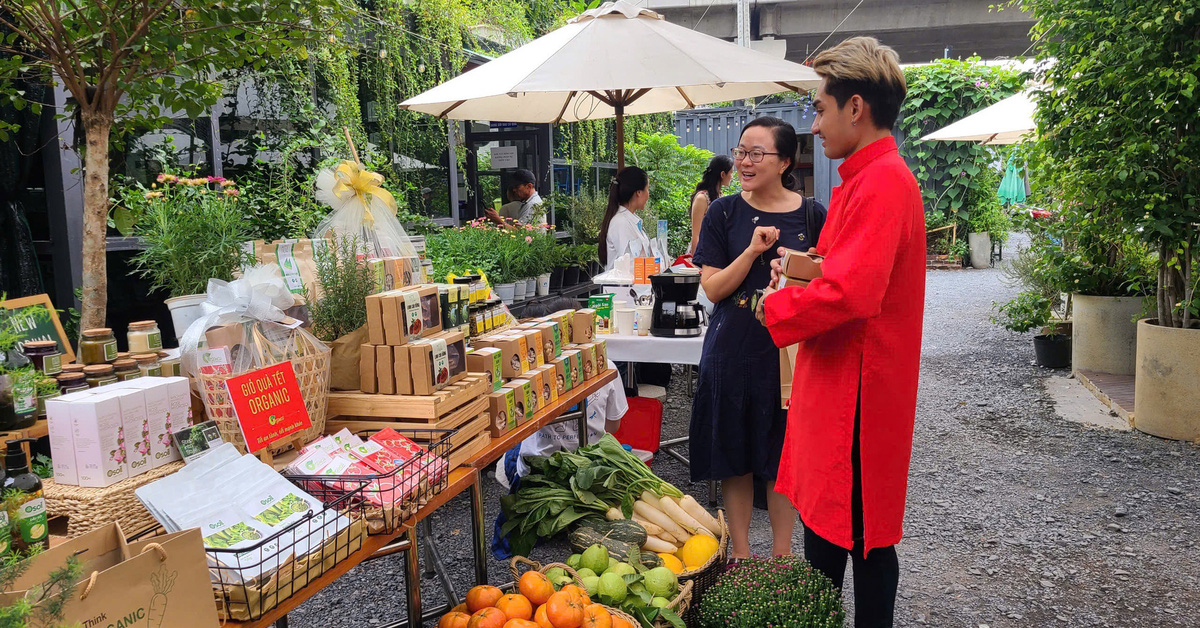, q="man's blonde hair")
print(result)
[812,37,907,129]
